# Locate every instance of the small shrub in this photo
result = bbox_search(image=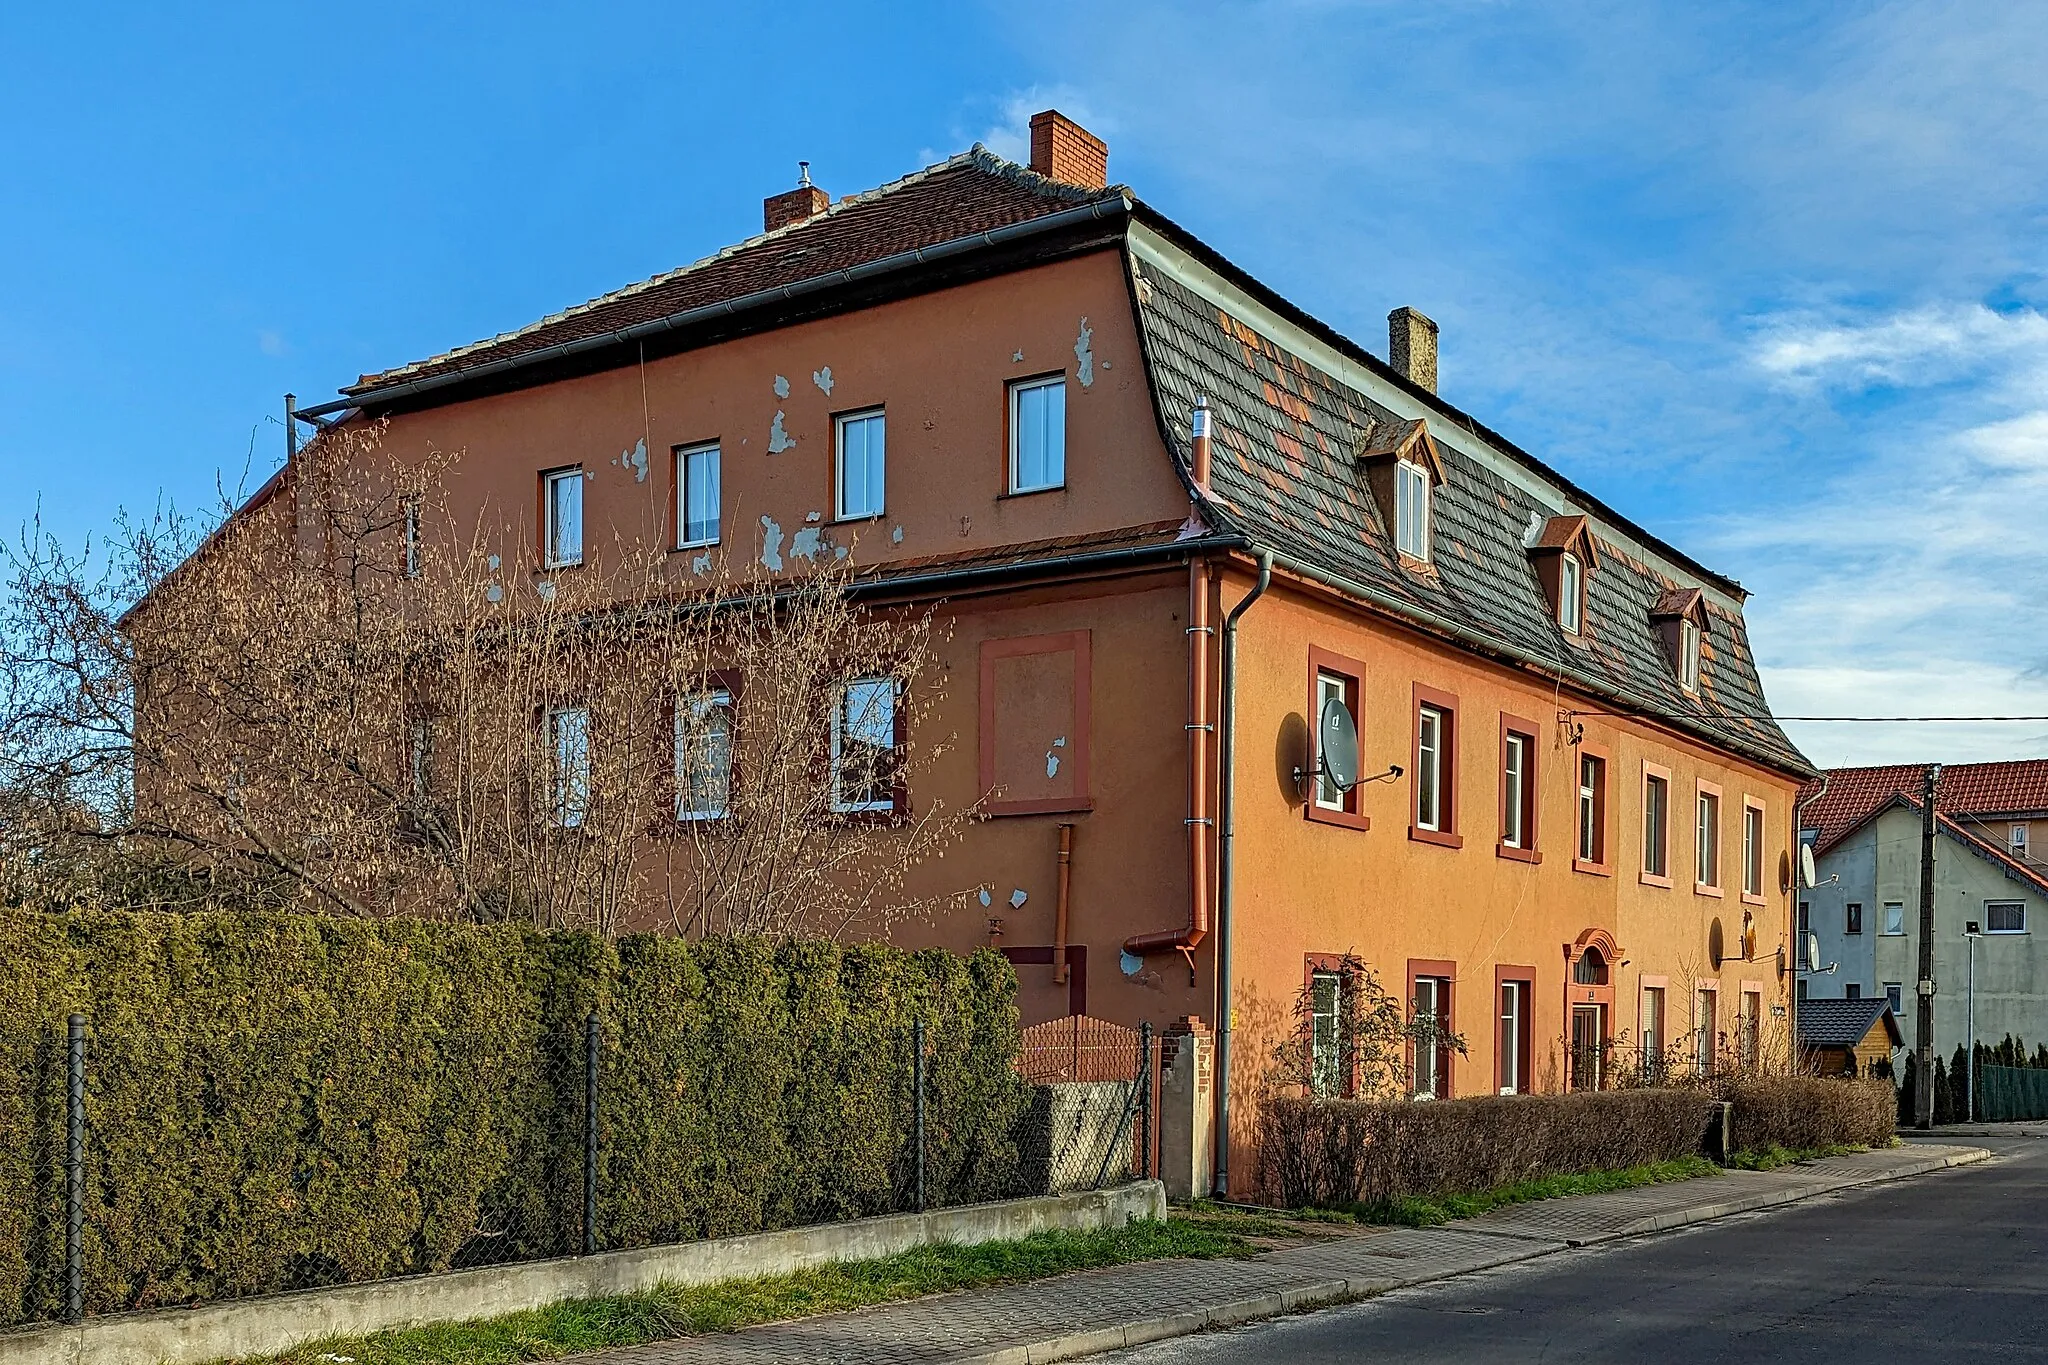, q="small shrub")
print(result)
[1257,1089,1717,1209]
[1727,1076,1895,1153]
